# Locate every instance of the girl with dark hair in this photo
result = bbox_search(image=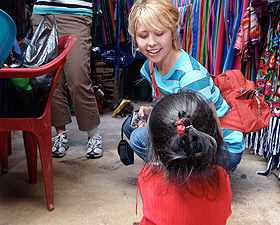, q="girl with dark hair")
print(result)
[137,89,232,225]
